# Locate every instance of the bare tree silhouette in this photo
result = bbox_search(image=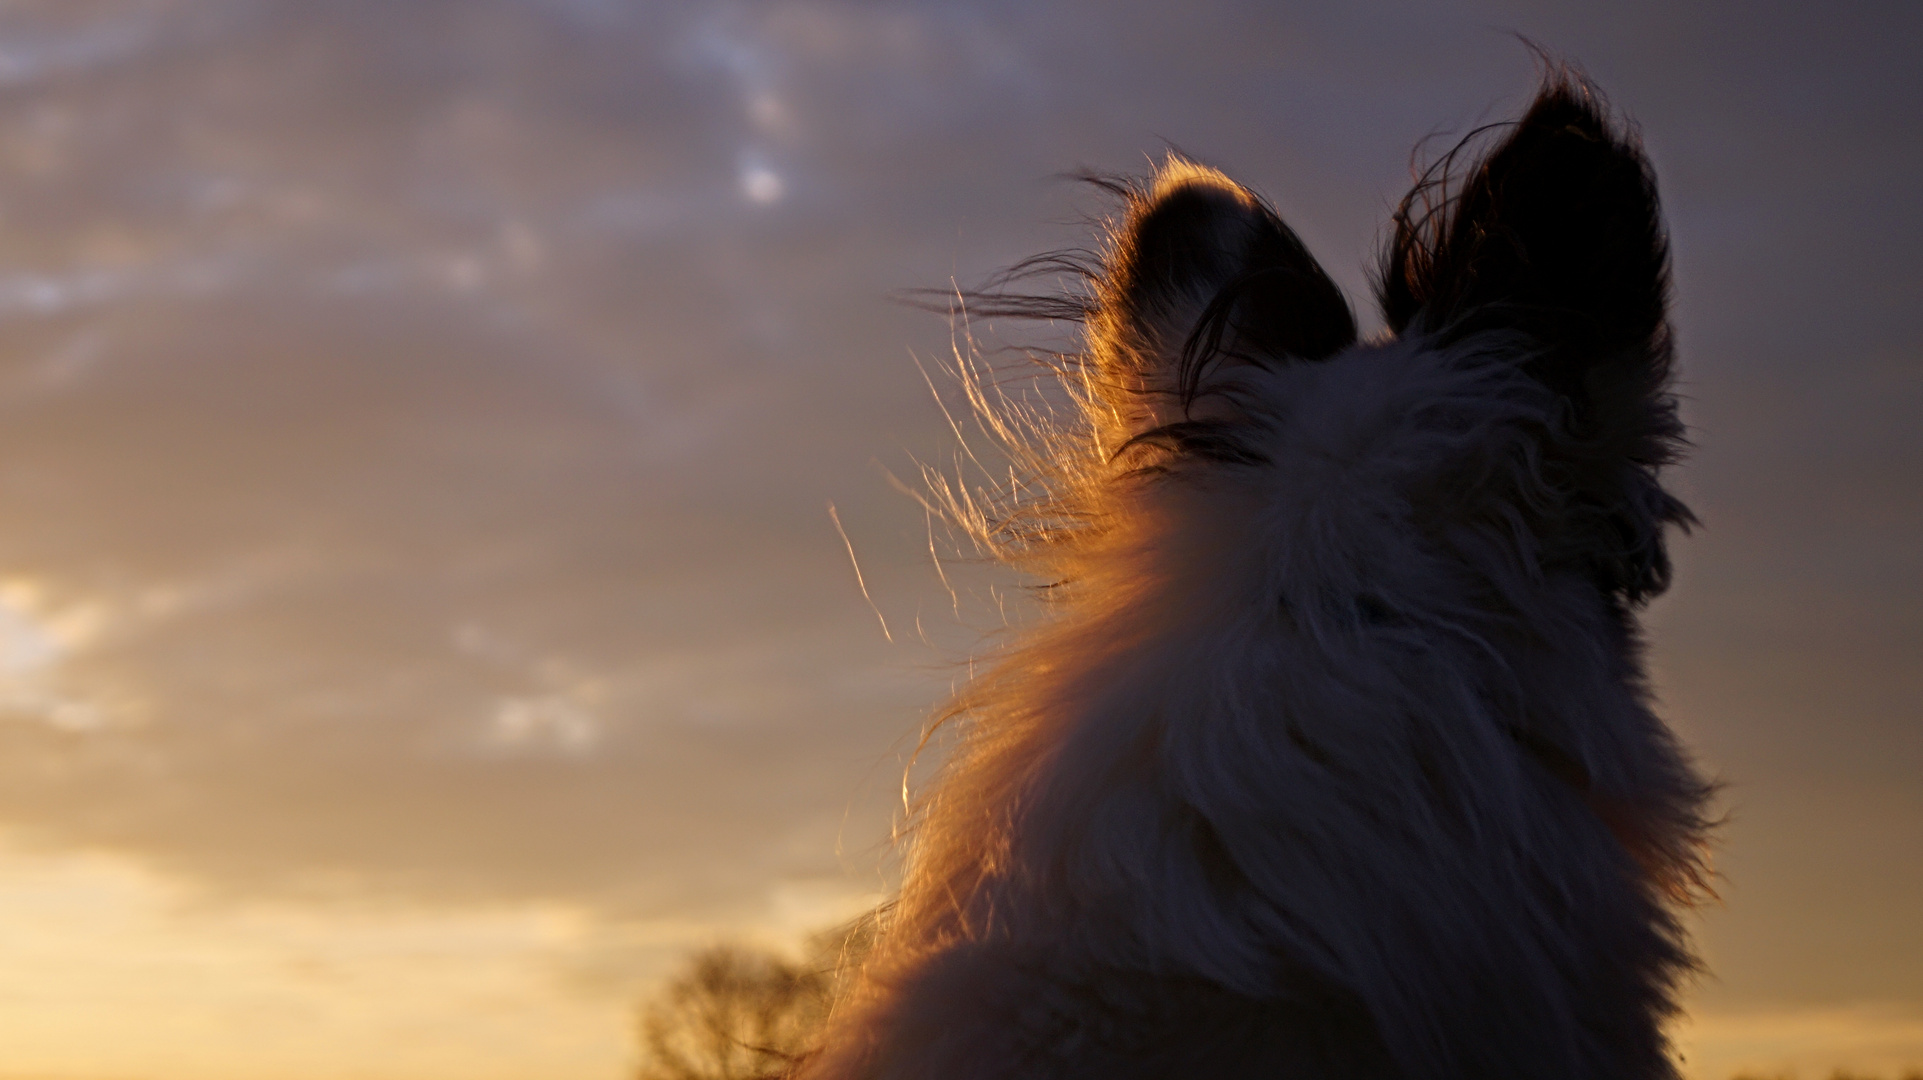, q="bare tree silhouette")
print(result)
[633,944,833,1080]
